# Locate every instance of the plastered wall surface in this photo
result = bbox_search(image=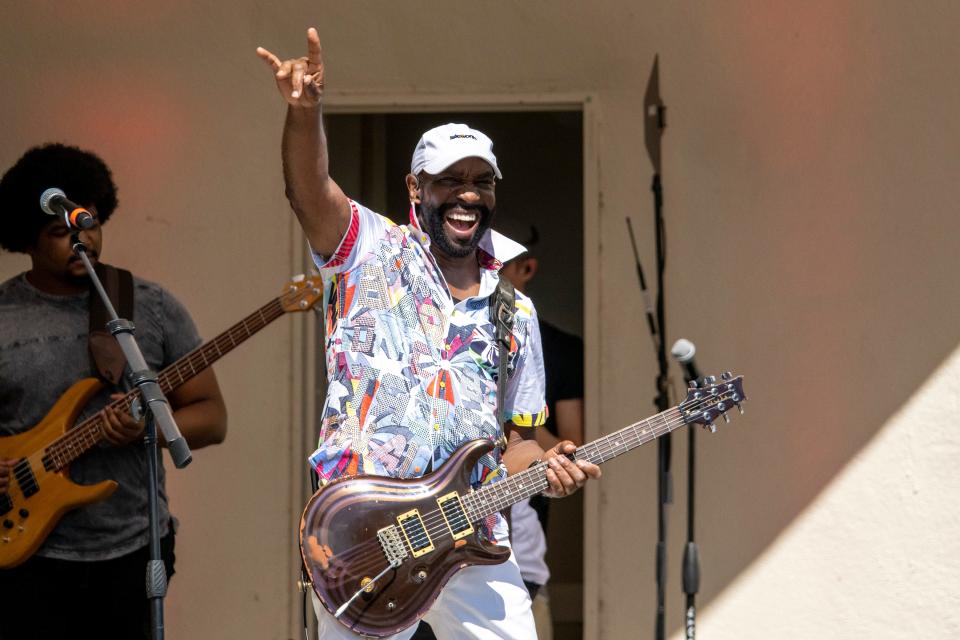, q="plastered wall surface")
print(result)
[2,2,958,638]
